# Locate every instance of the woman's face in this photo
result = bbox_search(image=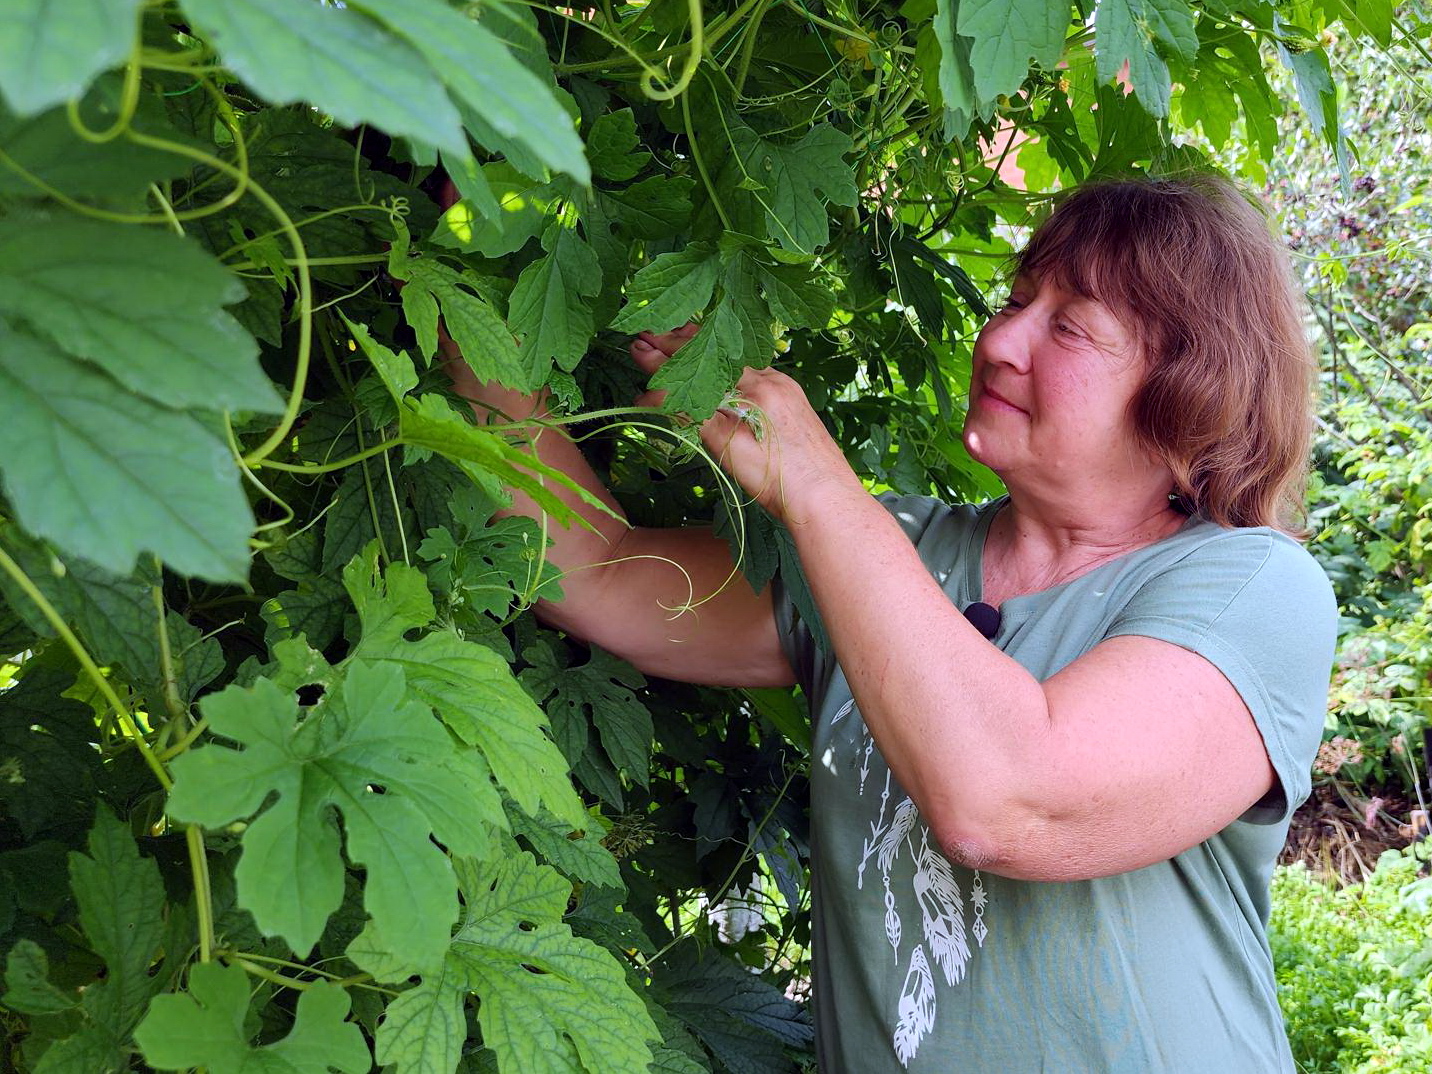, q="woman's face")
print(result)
[962,272,1167,497]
